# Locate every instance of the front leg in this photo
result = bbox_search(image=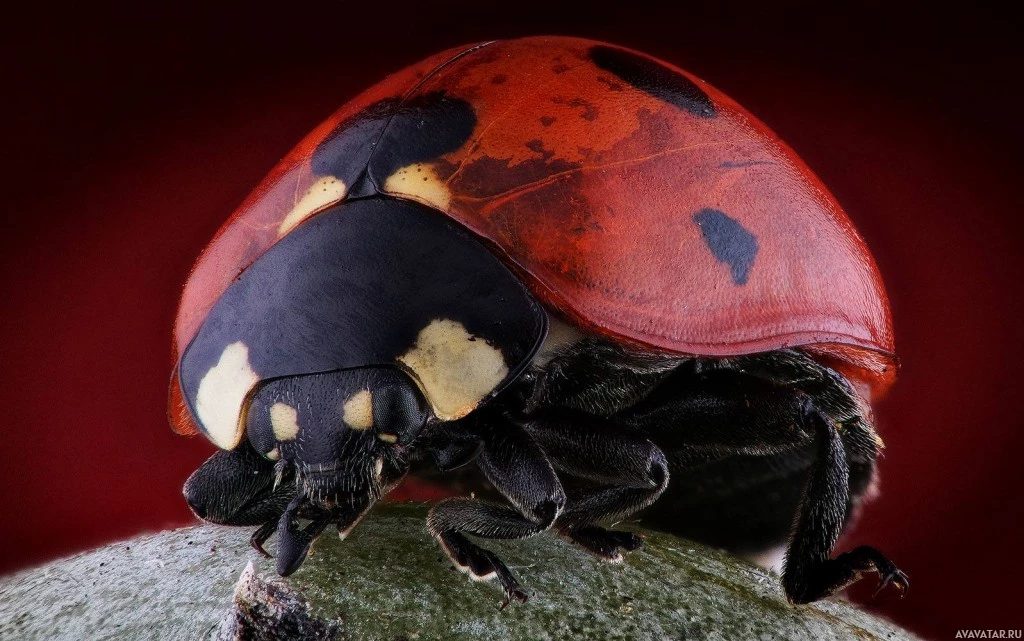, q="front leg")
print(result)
[425,420,565,605]
[183,441,296,529]
[783,401,908,603]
